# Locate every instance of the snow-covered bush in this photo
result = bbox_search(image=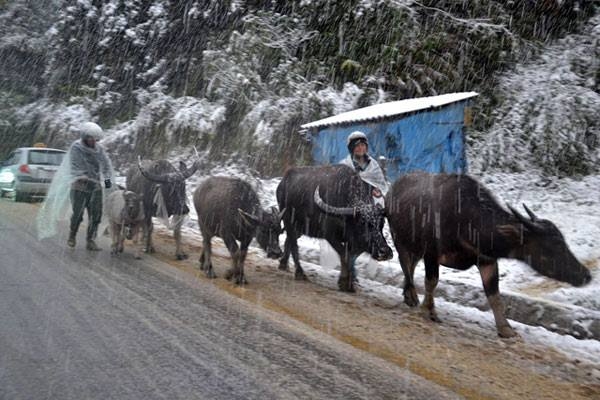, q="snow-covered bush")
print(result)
[470,13,600,176]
